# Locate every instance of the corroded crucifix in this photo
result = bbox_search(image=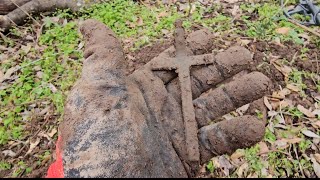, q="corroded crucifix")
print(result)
[151,20,214,163]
